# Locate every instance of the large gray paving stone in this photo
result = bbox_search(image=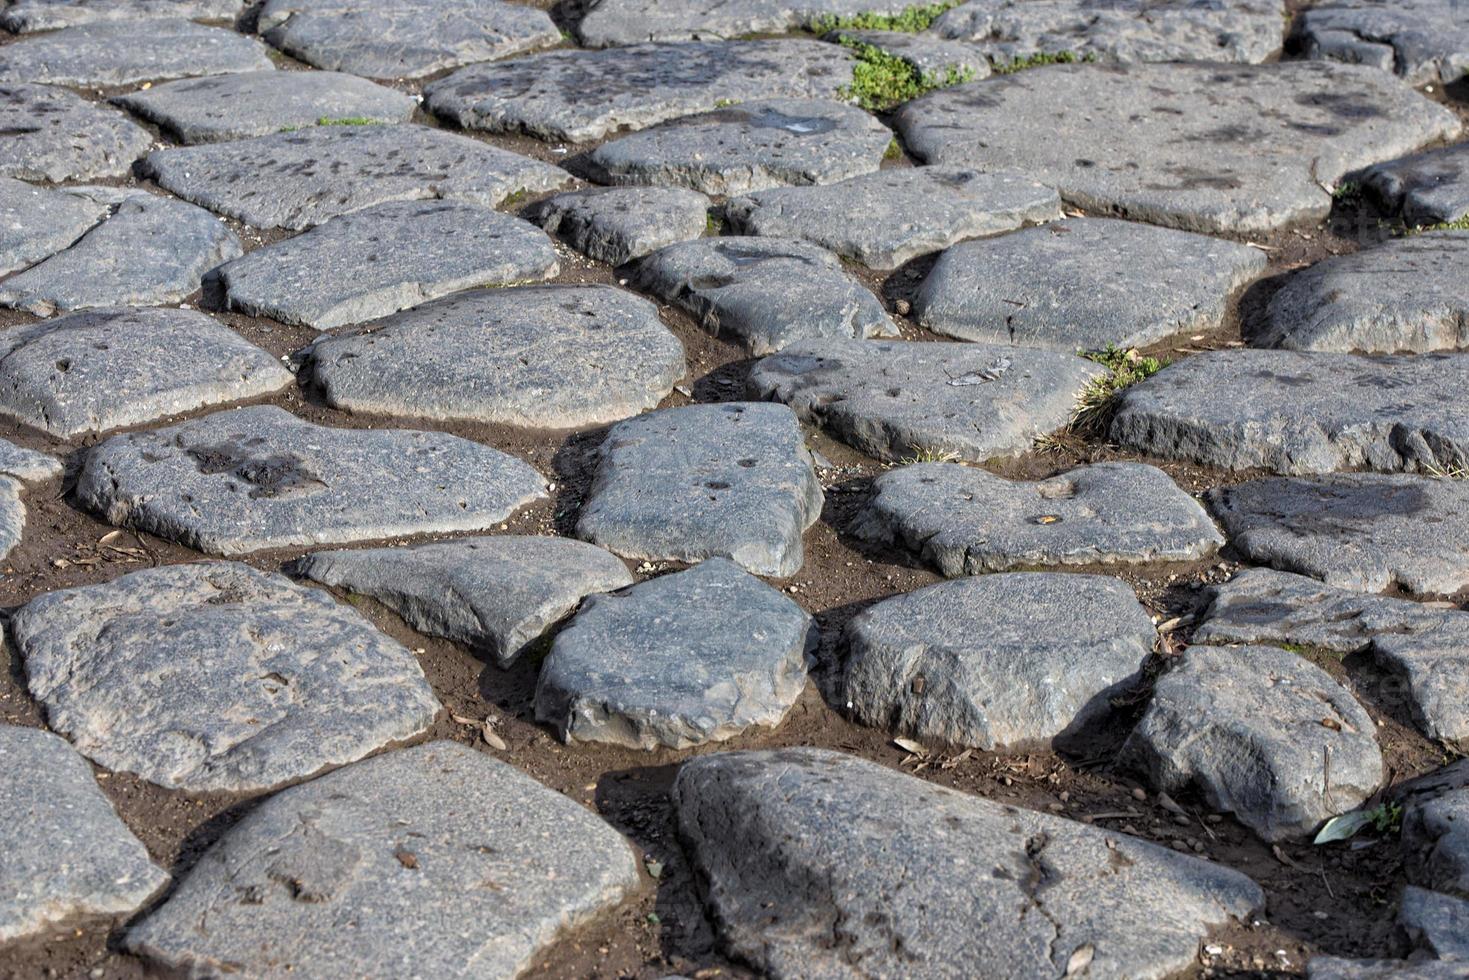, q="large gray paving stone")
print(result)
[1108,349,1469,474]
[854,461,1222,576]
[536,558,813,749]
[824,28,993,80]
[1399,885,1469,960]
[0,438,61,561]
[577,403,823,577]
[0,19,274,87]
[914,217,1266,350]
[142,124,572,231]
[0,83,154,183]
[724,168,1059,269]
[1403,786,1469,900]
[843,573,1155,750]
[258,0,560,79]
[0,479,22,562]
[578,0,937,45]
[424,40,856,143]
[1294,1,1469,86]
[306,285,685,428]
[217,200,559,331]
[76,405,548,554]
[10,562,440,791]
[1124,644,1384,842]
[0,725,166,943]
[895,61,1461,234]
[1308,959,1468,979]
[0,177,105,278]
[1,0,243,31]
[531,186,711,266]
[748,338,1103,462]
[674,747,1264,979]
[1356,142,1469,227]
[293,536,633,667]
[632,237,893,355]
[125,741,641,978]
